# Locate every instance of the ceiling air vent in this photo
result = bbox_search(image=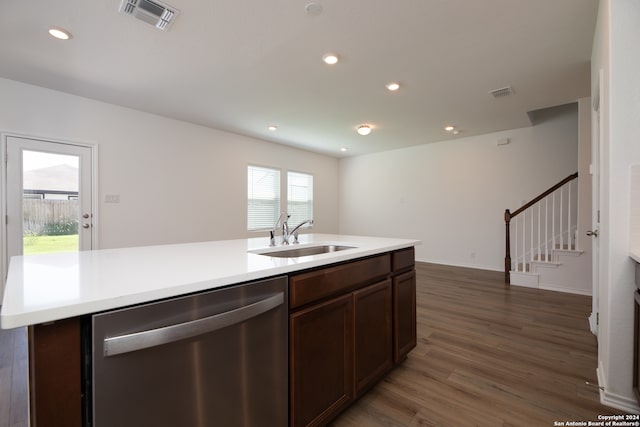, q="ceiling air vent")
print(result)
[118,0,180,31]
[489,86,514,98]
